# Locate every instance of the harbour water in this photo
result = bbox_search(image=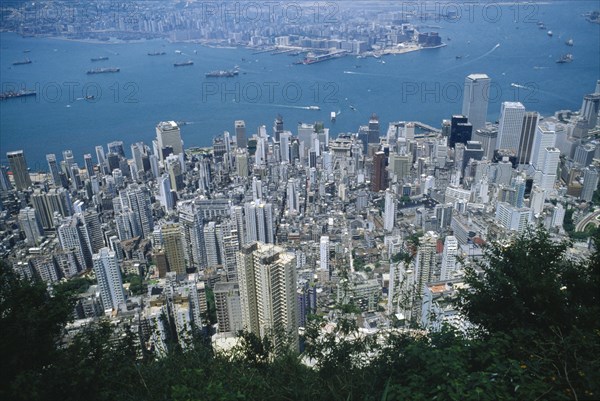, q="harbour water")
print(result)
[1,0,599,168]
